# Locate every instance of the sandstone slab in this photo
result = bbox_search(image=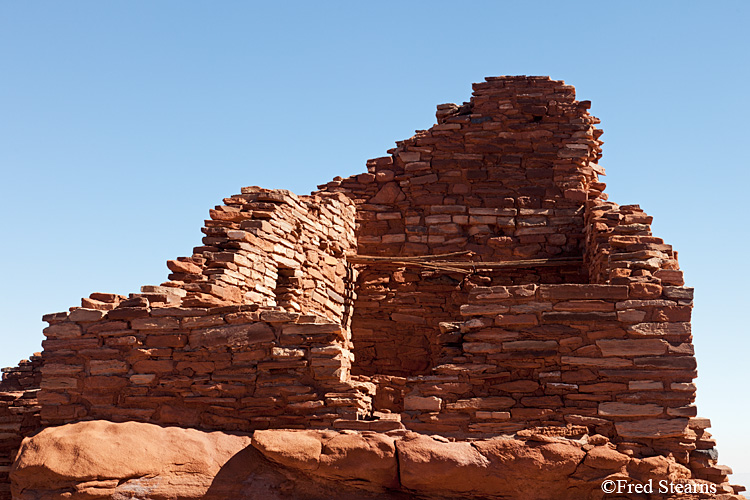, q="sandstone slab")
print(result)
[11,420,252,499]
